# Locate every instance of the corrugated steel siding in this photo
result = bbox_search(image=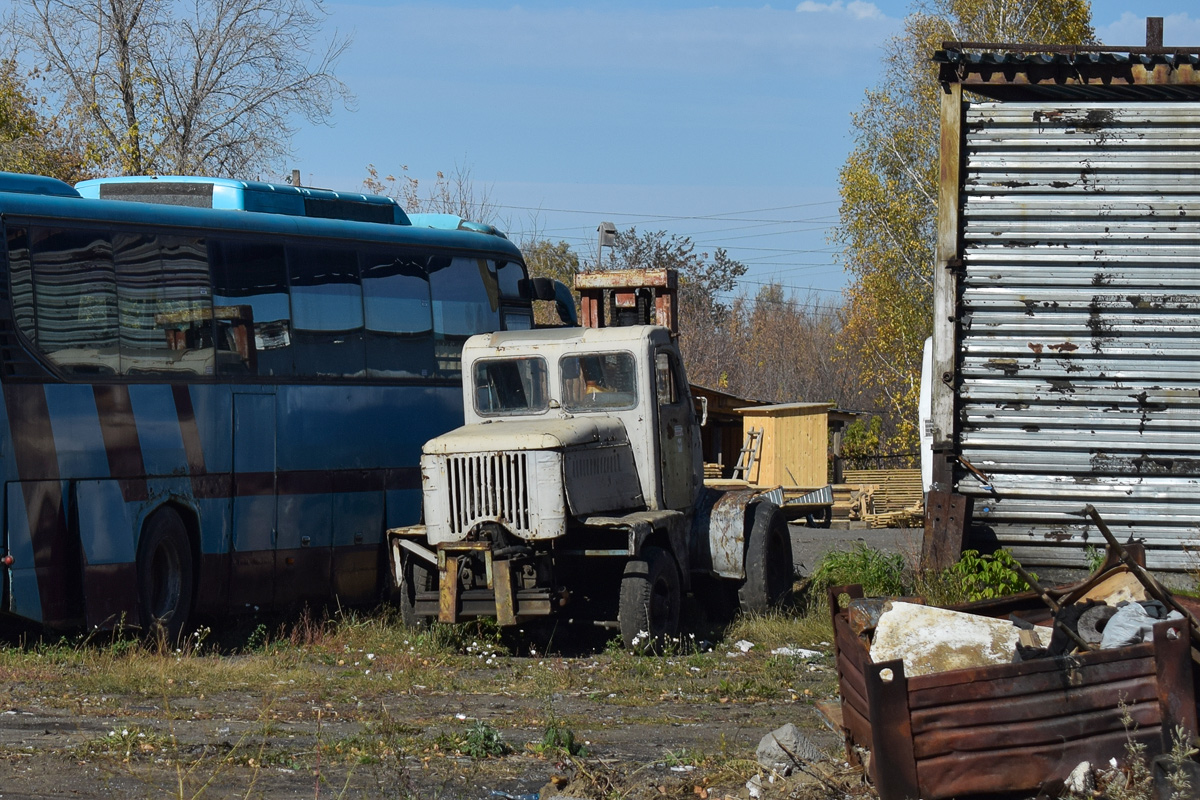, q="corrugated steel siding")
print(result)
[958,102,1200,570]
